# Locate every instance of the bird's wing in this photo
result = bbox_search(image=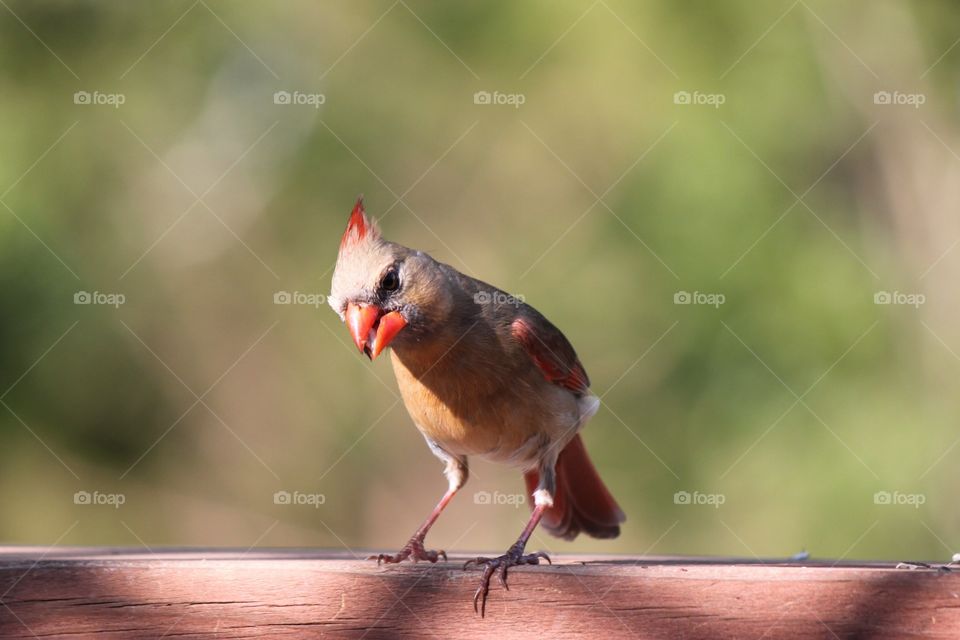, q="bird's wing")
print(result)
[511,313,590,394]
